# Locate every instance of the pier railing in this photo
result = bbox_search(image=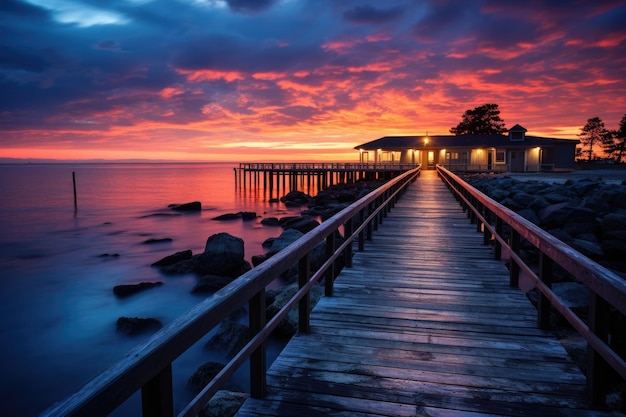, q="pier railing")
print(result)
[437,164,626,404]
[41,166,421,417]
